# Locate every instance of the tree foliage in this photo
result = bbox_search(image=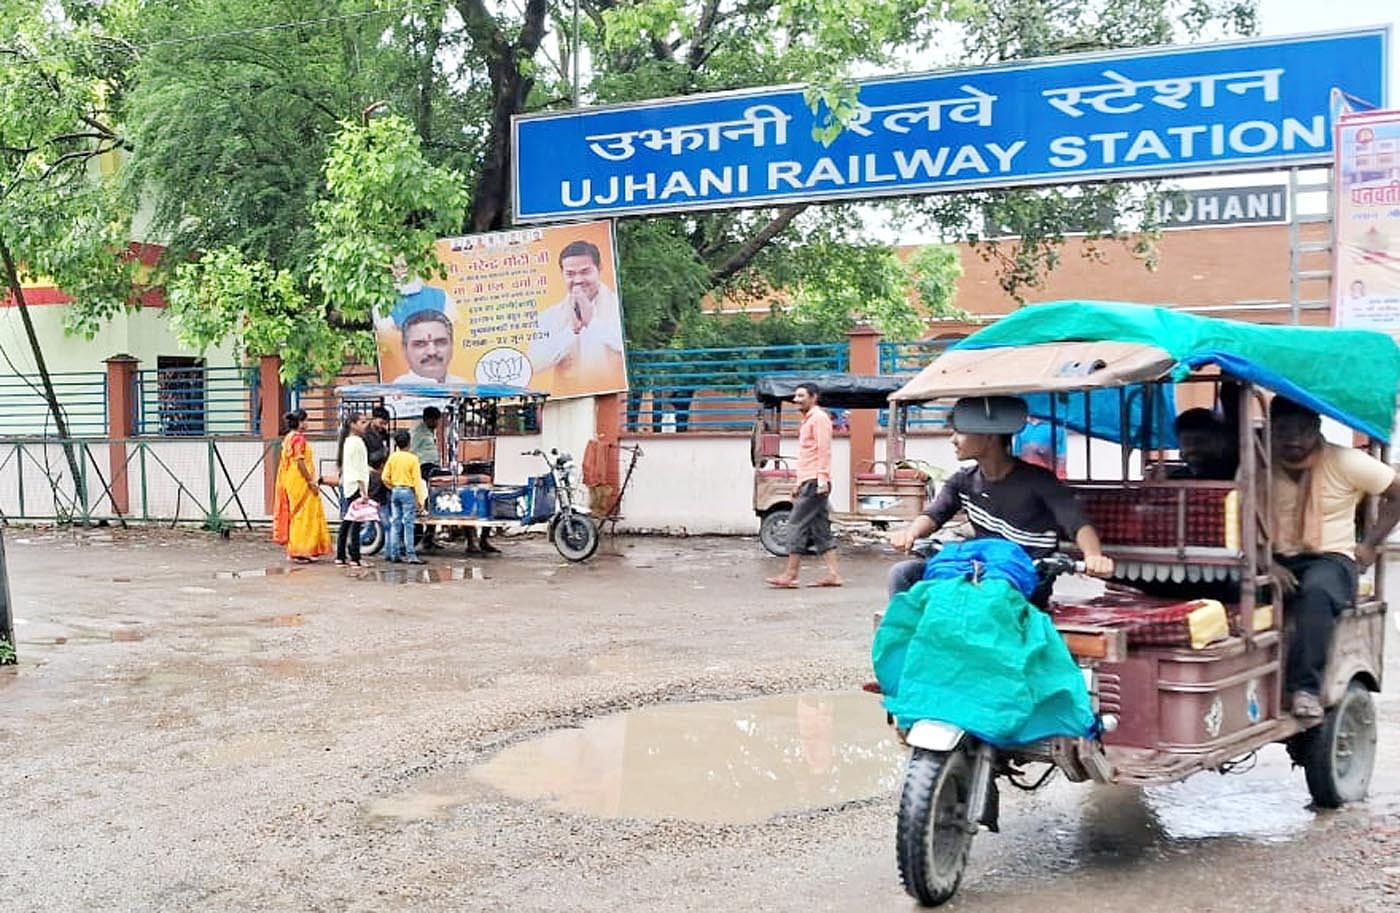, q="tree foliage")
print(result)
[48,0,1259,376]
